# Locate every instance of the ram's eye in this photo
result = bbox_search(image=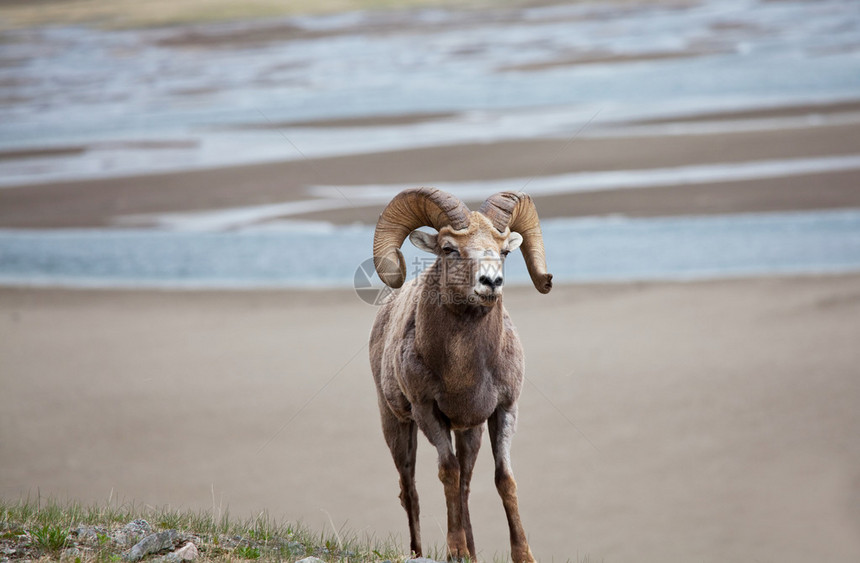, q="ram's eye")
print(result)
[501,249,511,257]
[442,246,458,256]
